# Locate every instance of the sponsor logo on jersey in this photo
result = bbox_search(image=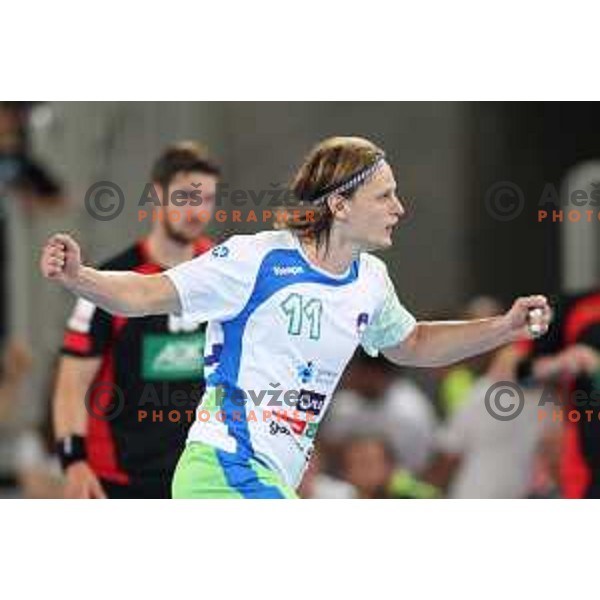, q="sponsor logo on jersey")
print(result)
[293,362,337,387]
[304,421,318,439]
[315,367,337,386]
[273,265,304,276]
[296,361,316,385]
[212,245,229,258]
[268,411,319,439]
[269,421,292,437]
[142,332,205,381]
[271,410,308,435]
[297,389,326,416]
